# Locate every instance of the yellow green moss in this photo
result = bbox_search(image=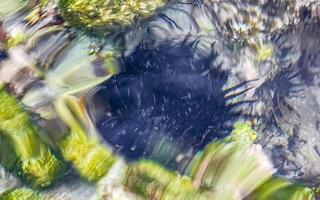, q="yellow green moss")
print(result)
[58,0,166,32]
[0,187,41,200]
[58,131,115,181]
[255,44,273,62]
[0,89,65,188]
[5,33,28,48]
